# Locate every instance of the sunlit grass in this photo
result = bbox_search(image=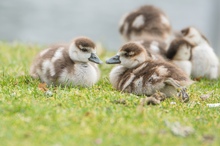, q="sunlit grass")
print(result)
[0,42,220,146]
